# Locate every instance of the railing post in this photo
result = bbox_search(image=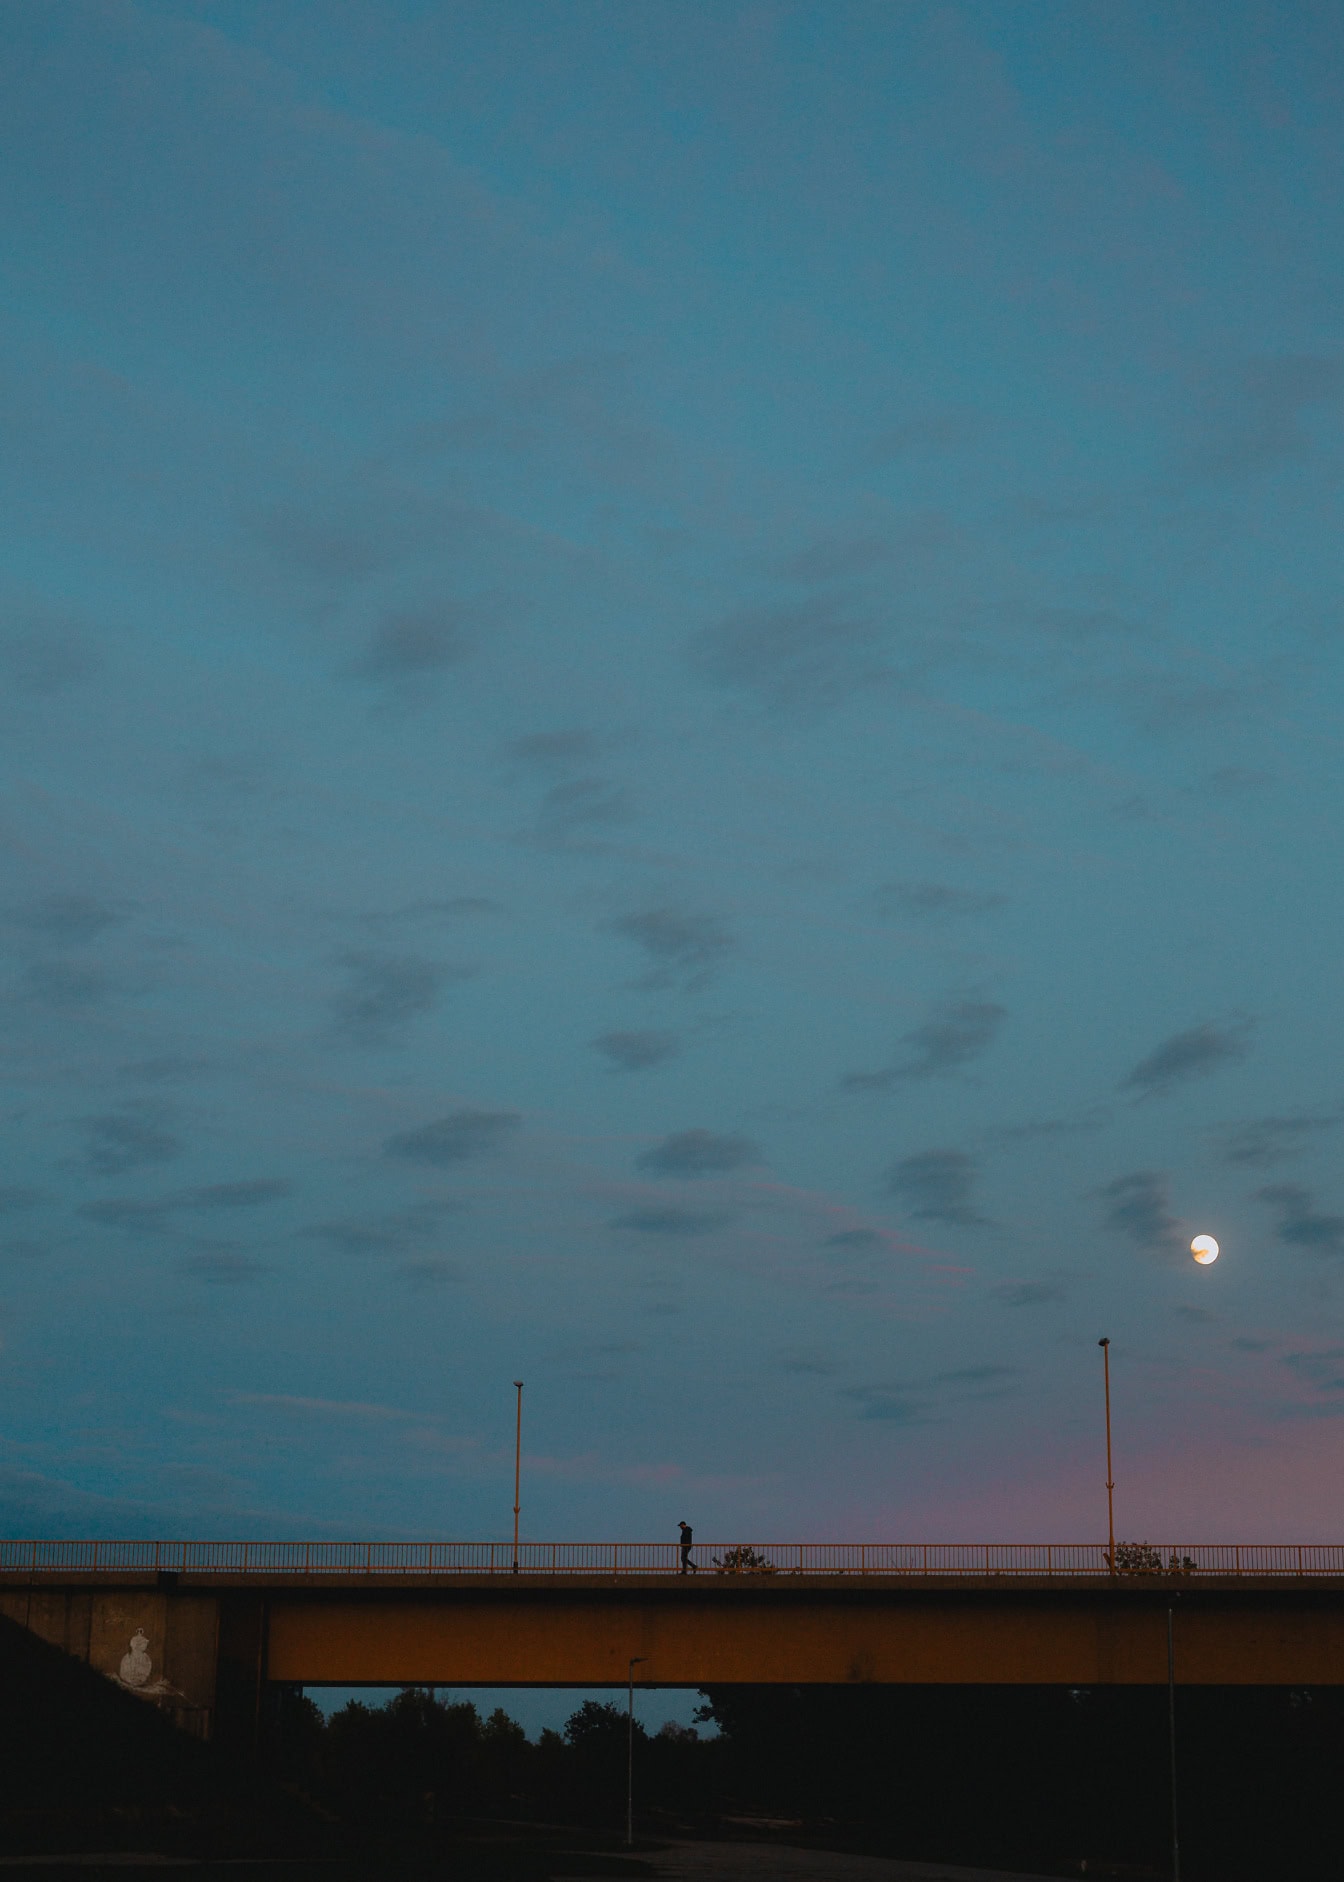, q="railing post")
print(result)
[1047,1544,1052,1576]
[861,1543,866,1576]
[366,1541,372,1575]
[1235,1545,1240,1576]
[1298,1544,1304,1577]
